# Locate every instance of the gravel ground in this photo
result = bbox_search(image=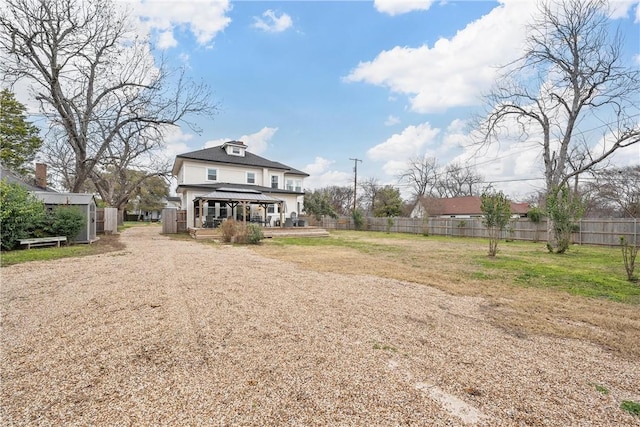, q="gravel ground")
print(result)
[1,225,639,426]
